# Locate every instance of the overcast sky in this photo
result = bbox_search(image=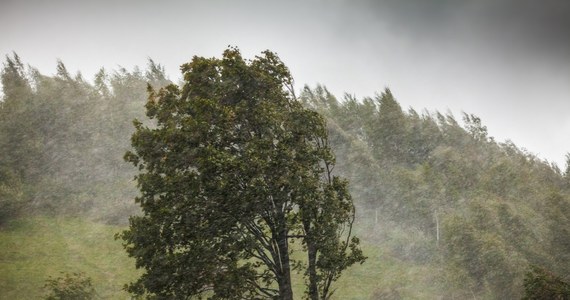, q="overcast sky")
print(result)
[1,0,569,167]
